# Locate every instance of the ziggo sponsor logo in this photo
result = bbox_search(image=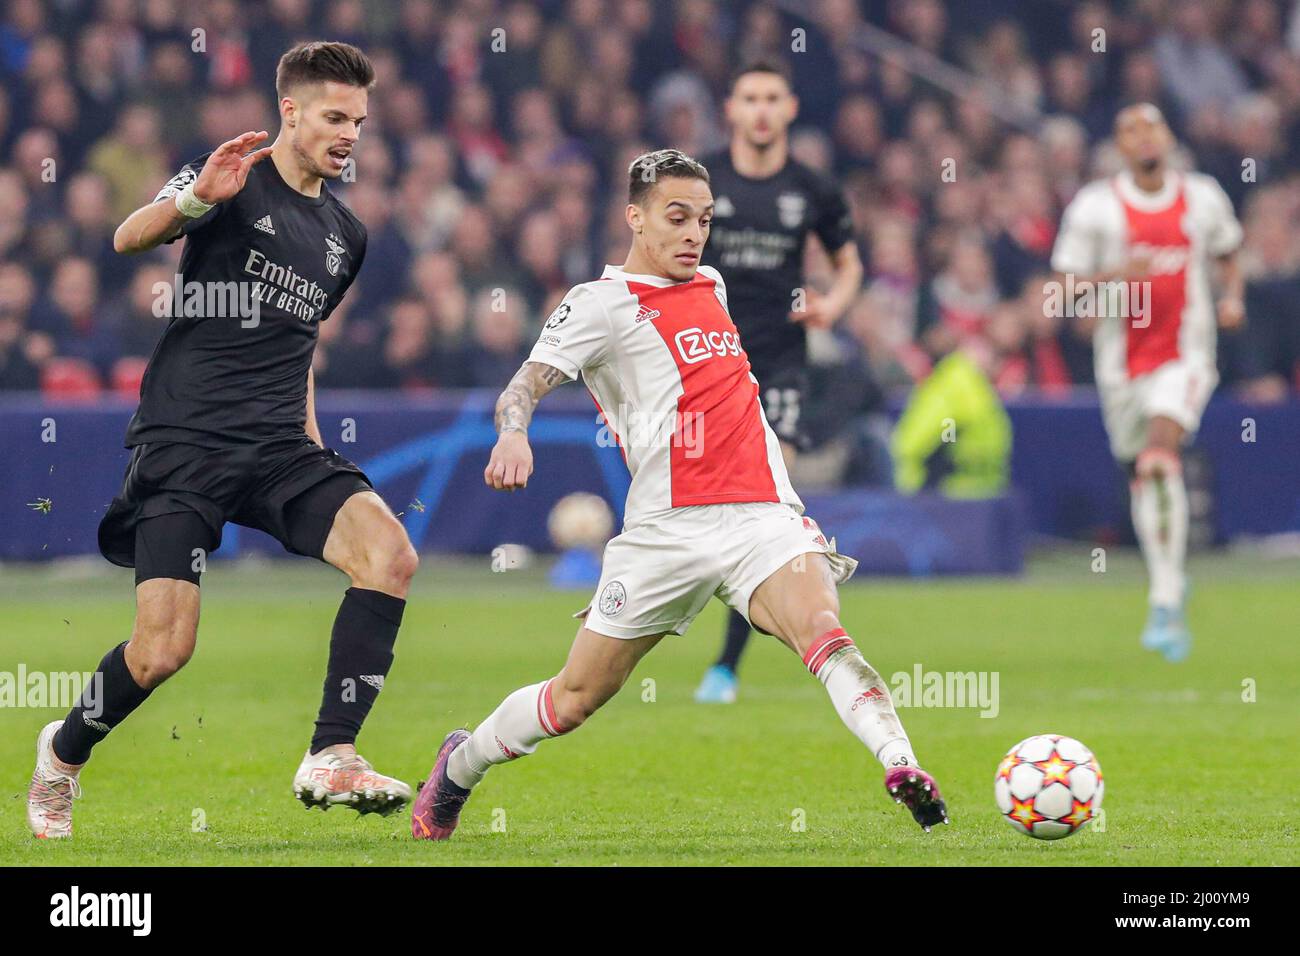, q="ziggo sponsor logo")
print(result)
[674,327,743,364]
